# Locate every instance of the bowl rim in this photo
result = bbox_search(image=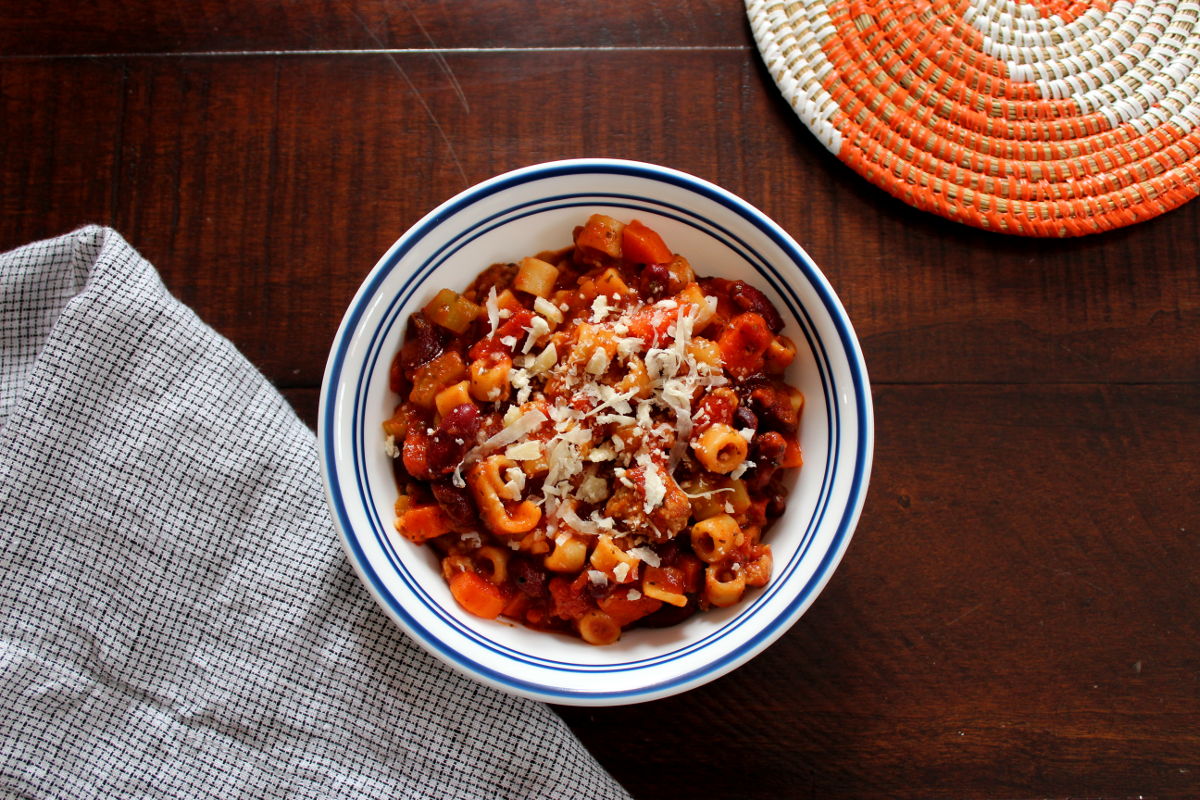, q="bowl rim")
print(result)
[318,157,874,705]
